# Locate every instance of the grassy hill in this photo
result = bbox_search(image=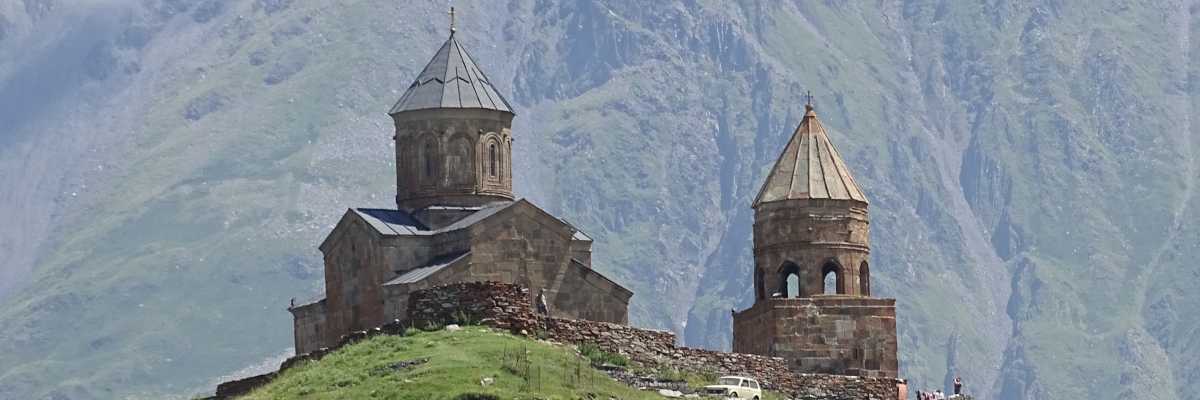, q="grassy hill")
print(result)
[235,326,779,400]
